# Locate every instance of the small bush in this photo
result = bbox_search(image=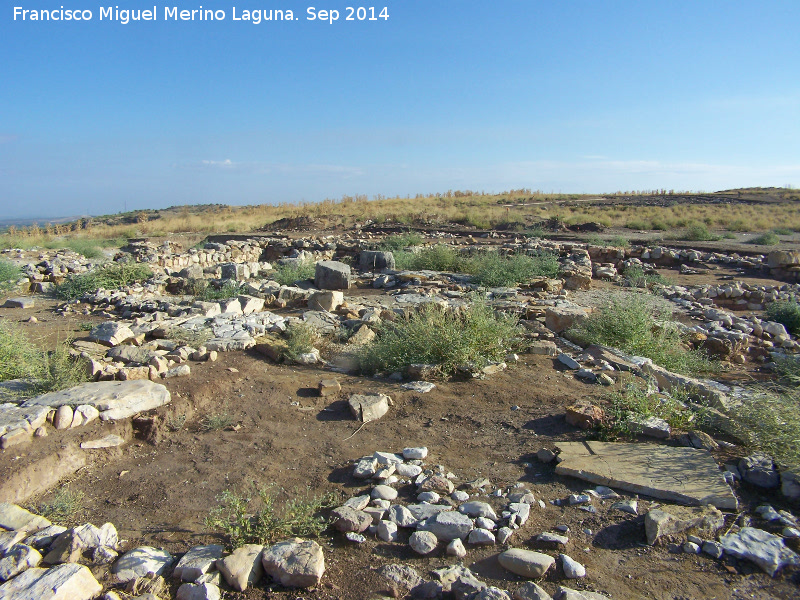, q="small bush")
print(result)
[62,238,104,259]
[394,245,464,272]
[766,300,800,335]
[568,292,713,375]
[727,388,800,469]
[54,262,153,300]
[197,280,243,301]
[678,223,721,242]
[35,343,89,395]
[380,232,423,251]
[0,321,44,382]
[359,296,520,376]
[201,411,234,432]
[205,484,337,548]
[469,251,560,287]
[622,266,671,289]
[587,235,629,248]
[749,232,780,245]
[283,321,320,361]
[35,486,85,524]
[270,262,316,286]
[0,259,21,289]
[165,326,212,347]
[600,383,694,439]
